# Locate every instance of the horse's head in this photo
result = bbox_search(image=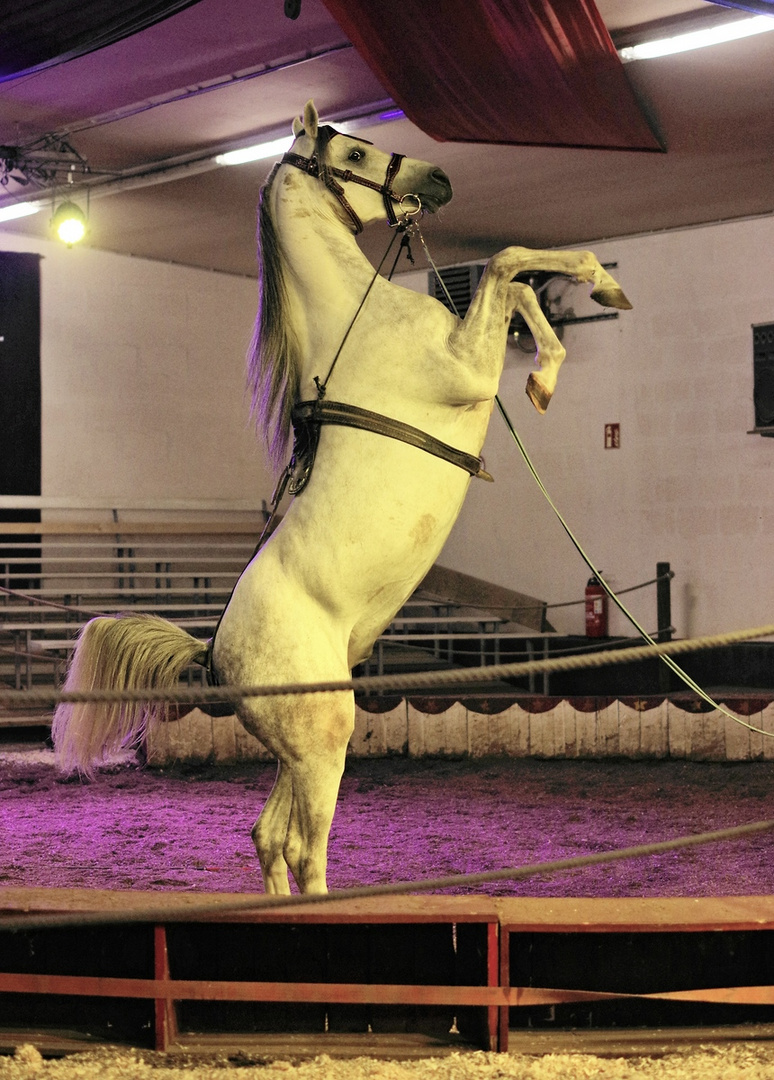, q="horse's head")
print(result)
[285,100,453,233]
